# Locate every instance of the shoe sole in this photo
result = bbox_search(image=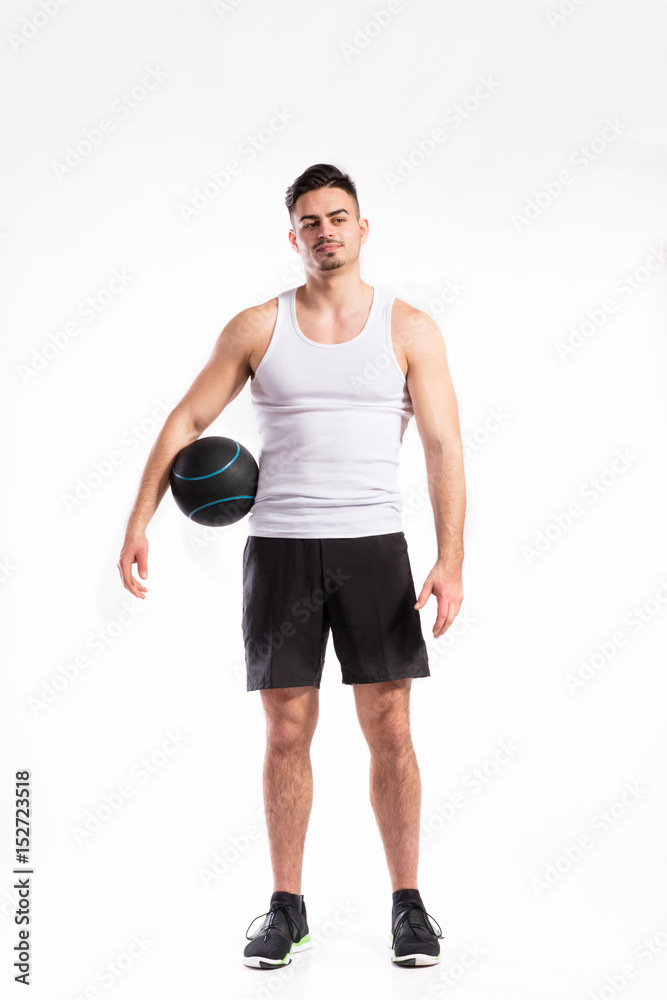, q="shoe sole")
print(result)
[388,933,440,966]
[243,935,311,969]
